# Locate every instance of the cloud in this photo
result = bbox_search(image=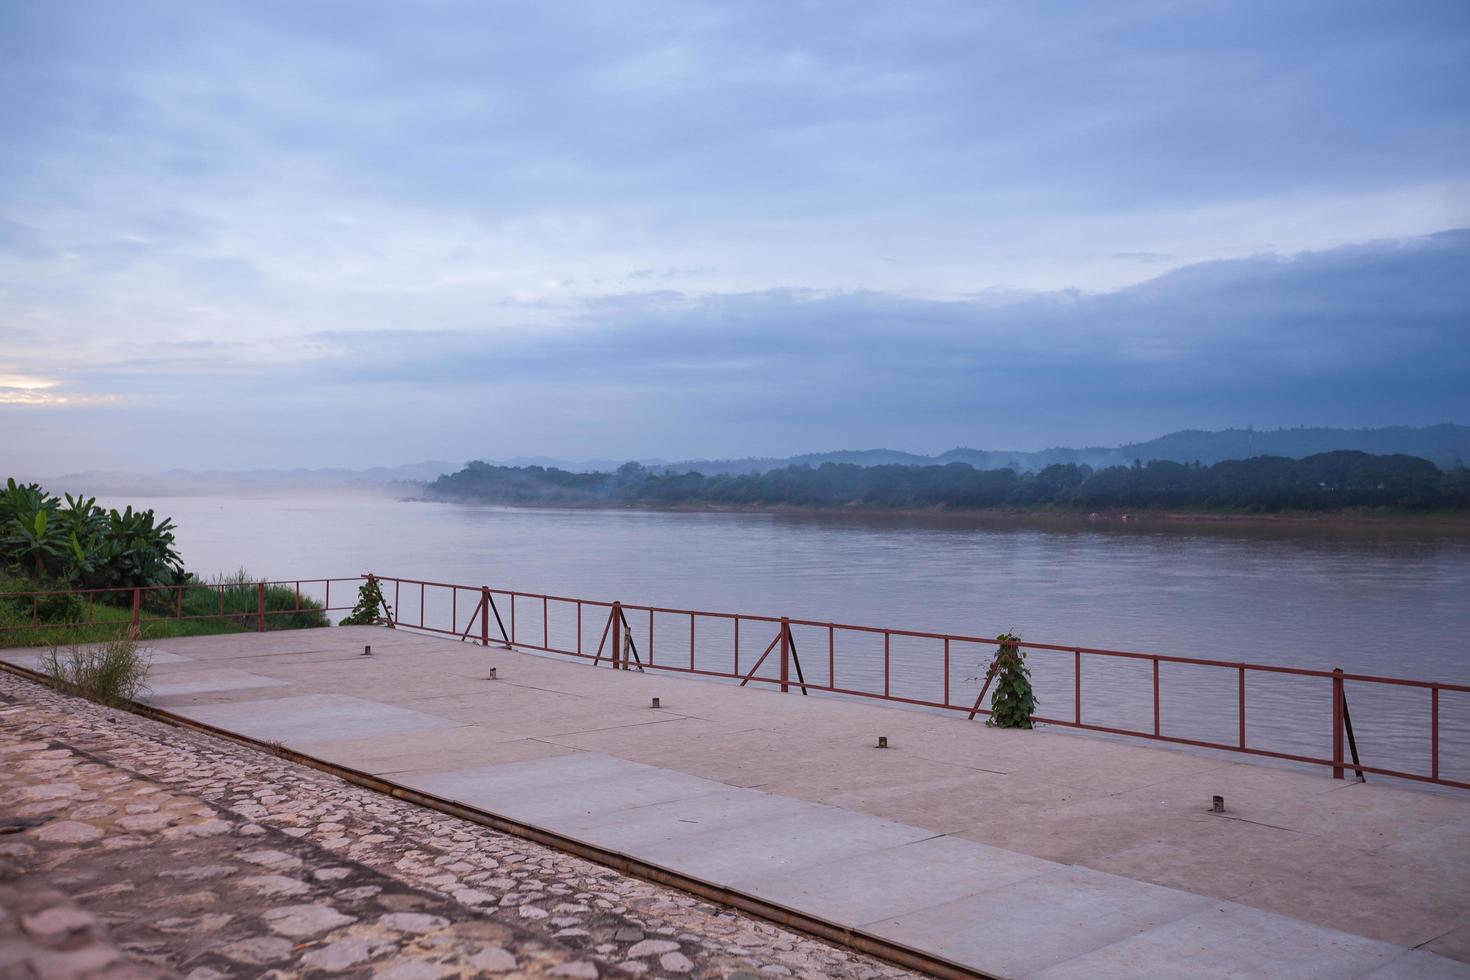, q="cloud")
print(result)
[6,230,1463,471]
[304,230,1469,388]
[1,2,1467,471]
[0,372,119,406]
